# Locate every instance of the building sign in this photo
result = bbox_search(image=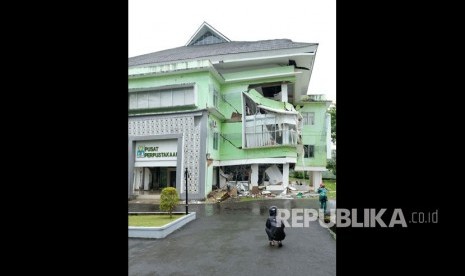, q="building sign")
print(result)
[135,140,177,162]
[137,146,177,158]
